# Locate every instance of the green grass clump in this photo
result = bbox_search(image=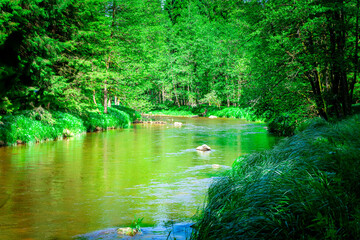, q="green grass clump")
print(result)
[192,115,360,239]
[82,106,131,132]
